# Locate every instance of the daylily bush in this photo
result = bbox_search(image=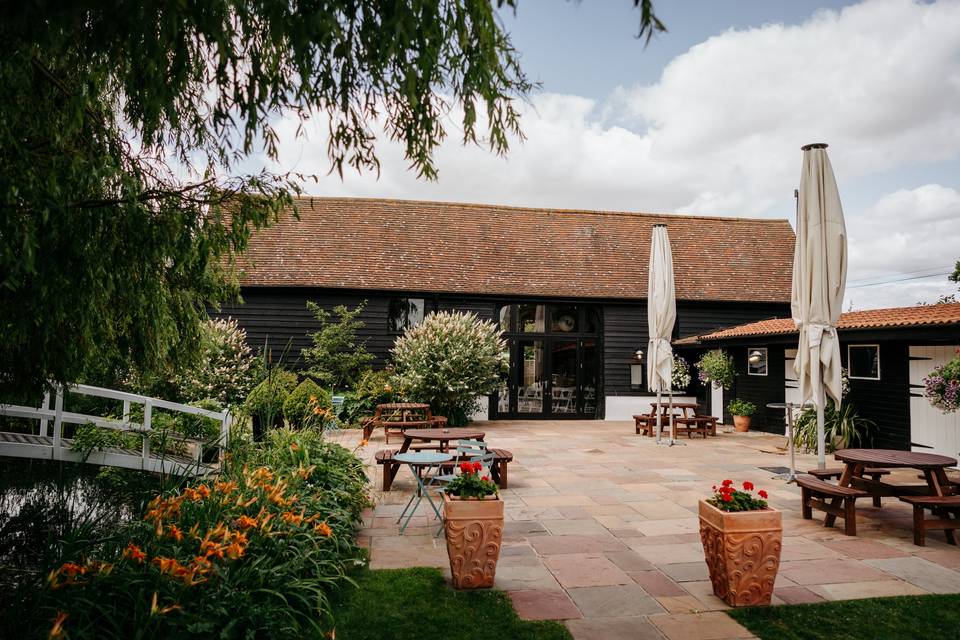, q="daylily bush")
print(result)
[391,311,507,425]
[39,428,370,639]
